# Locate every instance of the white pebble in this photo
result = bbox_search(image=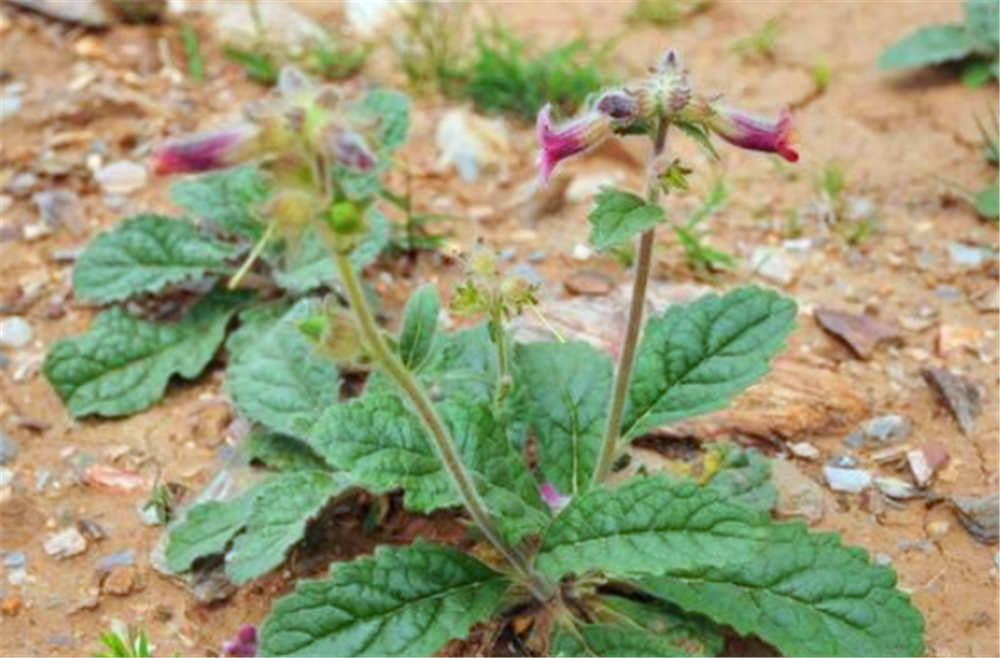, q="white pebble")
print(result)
[0,316,33,348]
